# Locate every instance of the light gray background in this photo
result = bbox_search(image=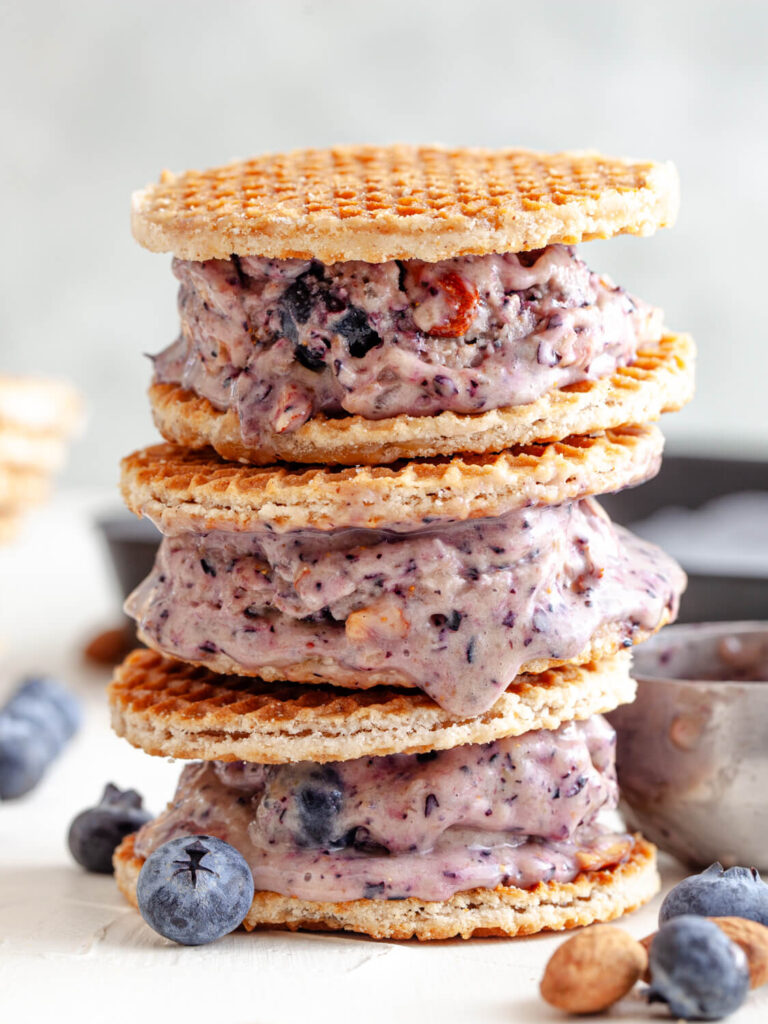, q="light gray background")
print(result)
[2,0,766,485]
